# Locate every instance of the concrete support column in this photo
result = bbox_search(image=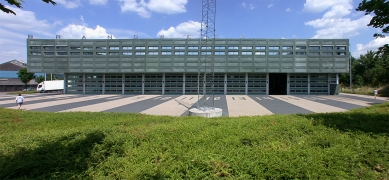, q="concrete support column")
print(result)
[142,73,145,95]
[183,73,185,95]
[245,73,248,95]
[287,73,290,95]
[102,73,105,94]
[266,73,269,95]
[63,73,67,94]
[224,73,227,95]
[336,73,339,84]
[162,73,165,95]
[122,73,125,95]
[308,73,310,95]
[82,73,86,95]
